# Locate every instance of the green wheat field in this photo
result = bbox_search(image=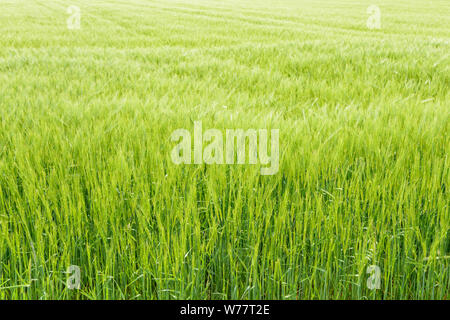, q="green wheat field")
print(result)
[0,0,448,300]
